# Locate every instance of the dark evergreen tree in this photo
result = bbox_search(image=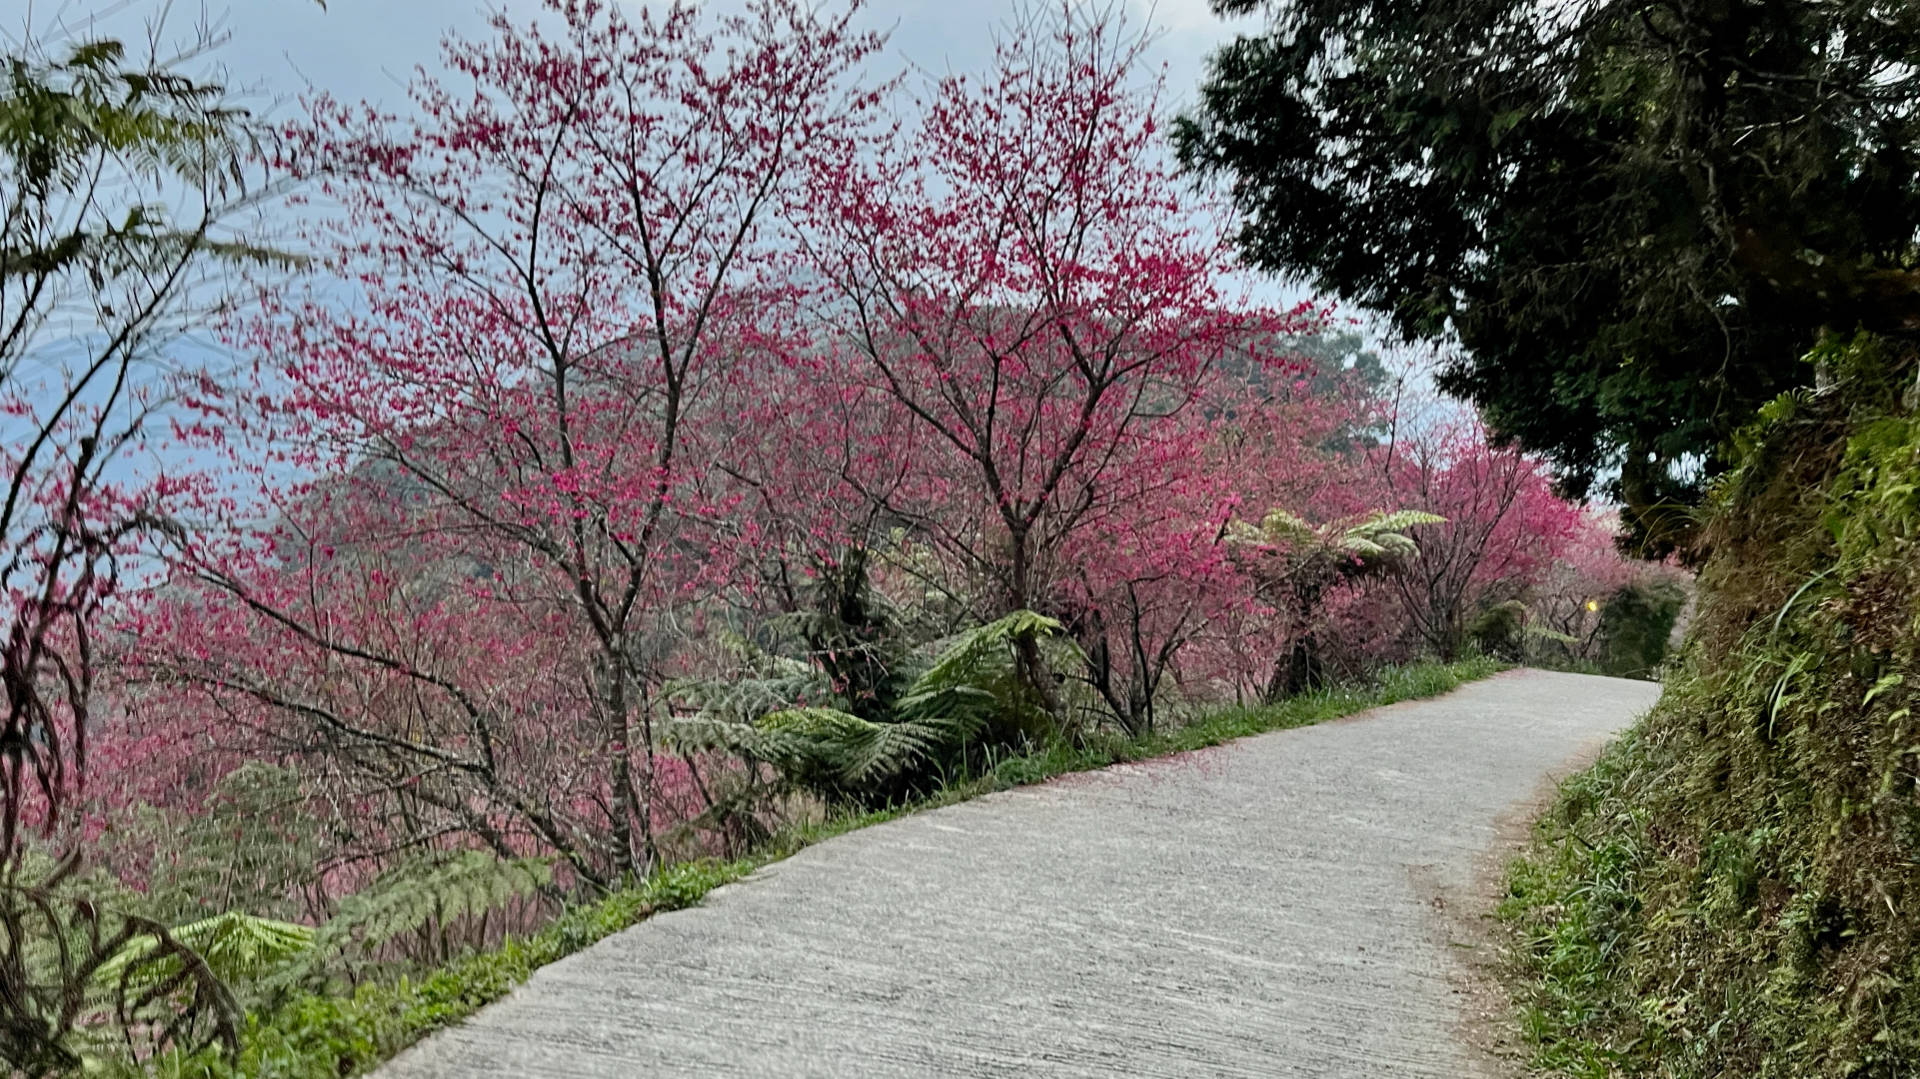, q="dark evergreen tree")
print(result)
[1177,0,1920,549]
